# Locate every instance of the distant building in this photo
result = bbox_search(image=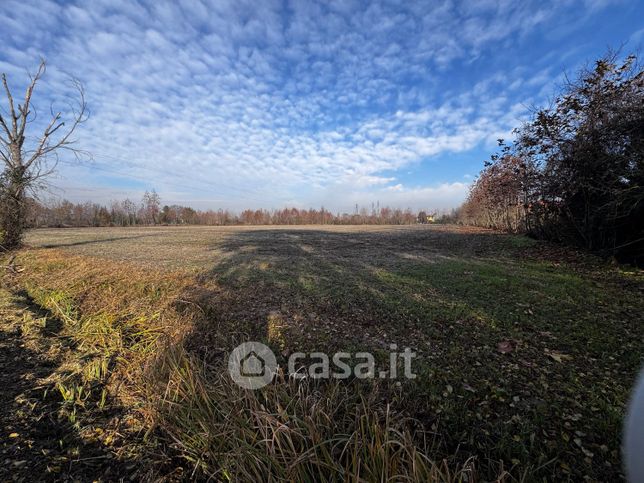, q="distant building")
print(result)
[417,211,435,224]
